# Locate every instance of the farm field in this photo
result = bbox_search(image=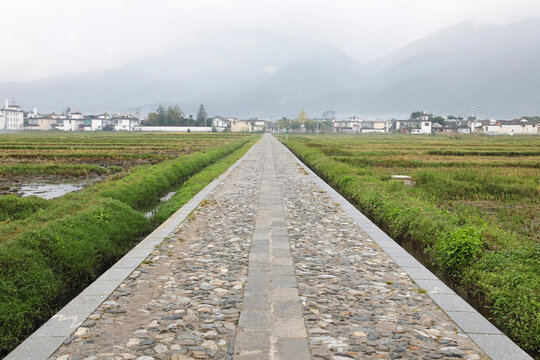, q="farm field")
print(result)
[280,133,539,356]
[0,131,258,355]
